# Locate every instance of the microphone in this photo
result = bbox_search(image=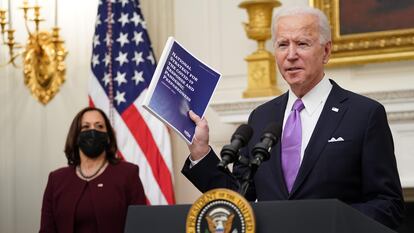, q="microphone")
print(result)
[250,122,282,168]
[217,124,253,170]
